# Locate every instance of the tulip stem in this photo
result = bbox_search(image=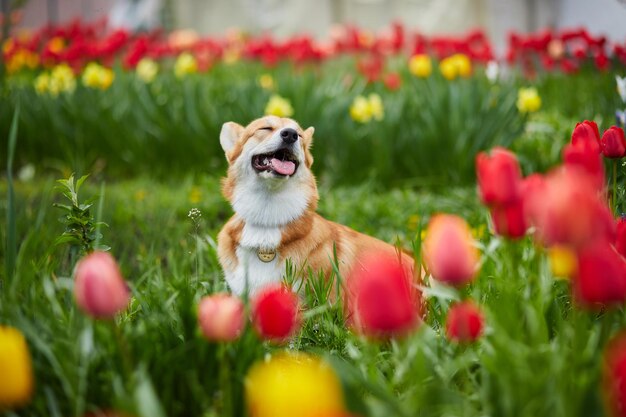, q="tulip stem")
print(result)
[111,320,133,383]
[613,159,618,214]
[218,344,233,416]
